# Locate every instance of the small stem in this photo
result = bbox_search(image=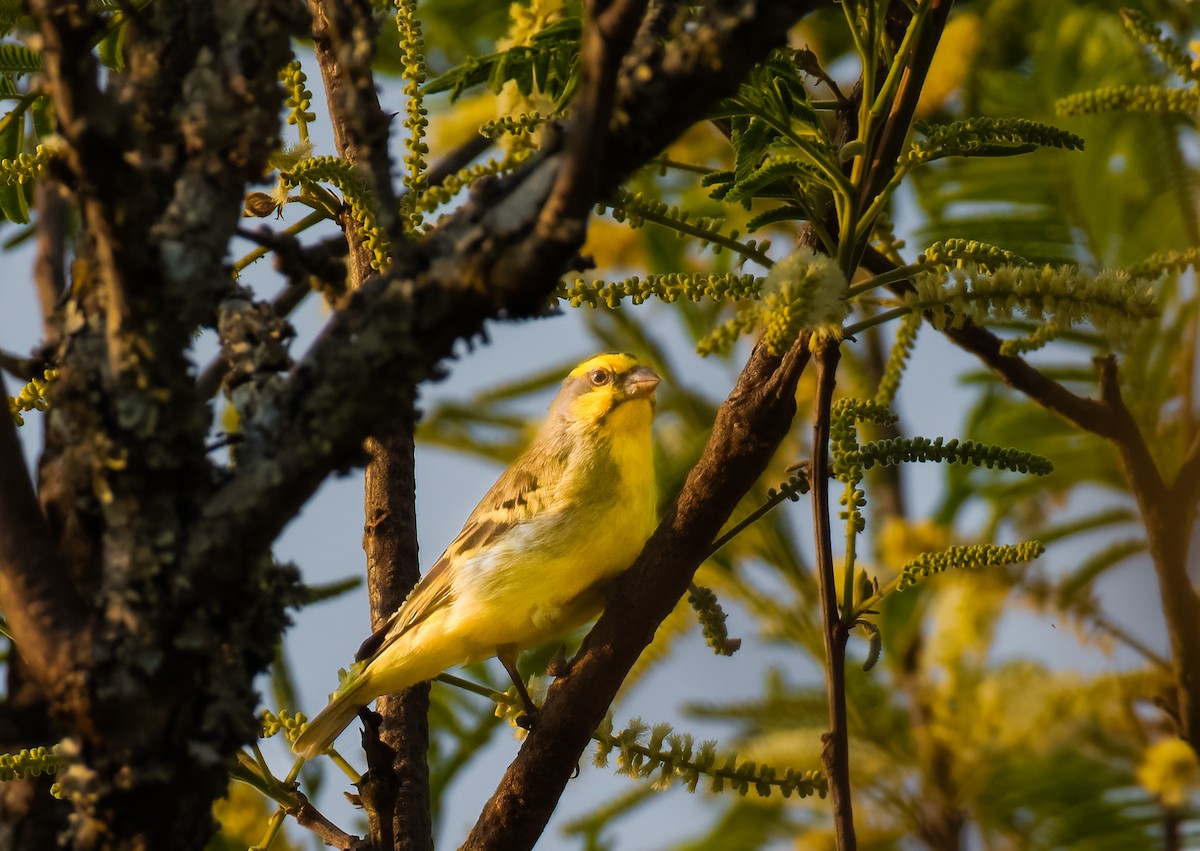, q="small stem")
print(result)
[706,474,809,558]
[253,807,287,851]
[647,154,716,175]
[855,163,910,243]
[847,260,923,297]
[436,672,511,704]
[810,341,857,851]
[870,0,933,119]
[326,748,362,783]
[844,305,910,337]
[233,209,329,274]
[605,196,775,268]
[249,742,275,788]
[840,480,858,623]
